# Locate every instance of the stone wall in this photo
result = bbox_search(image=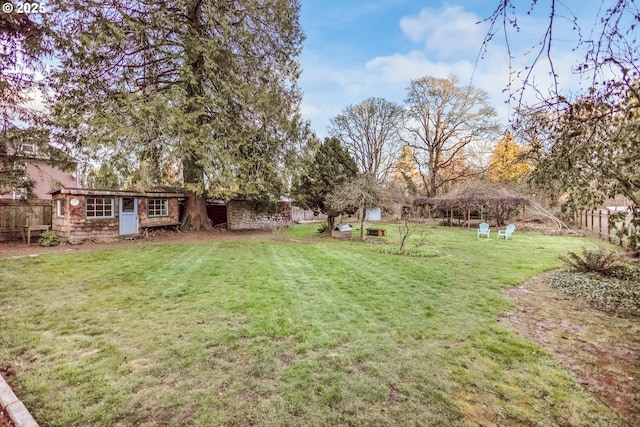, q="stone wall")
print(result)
[227,200,291,230]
